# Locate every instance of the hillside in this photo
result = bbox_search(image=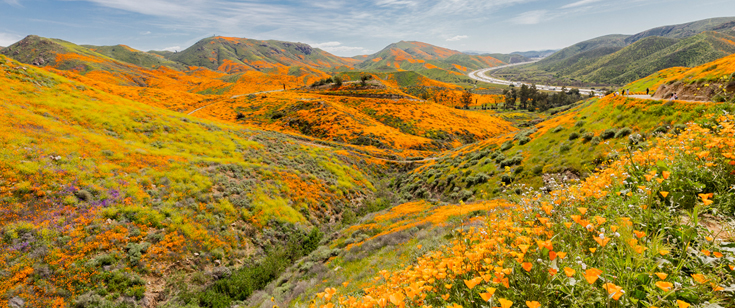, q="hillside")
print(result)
[549,31,735,85]
[492,17,735,86]
[82,44,186,70]
[228,64,735,308]
[625,51,735,101]
[358,41,505,72]
[625,16,735,43]
[356,41,507,87]
[192,75,515,155]
[0,54,384,307]
[169,36,359,73]
[6,19,735,308]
